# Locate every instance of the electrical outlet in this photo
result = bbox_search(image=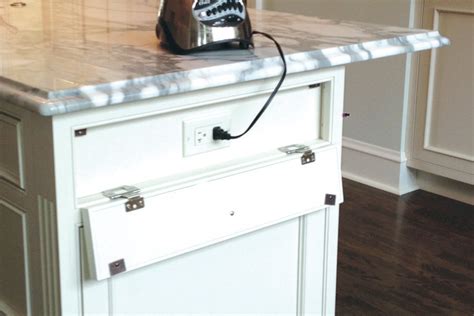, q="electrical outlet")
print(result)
[183,113,231,156]
[195,127,213,146]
